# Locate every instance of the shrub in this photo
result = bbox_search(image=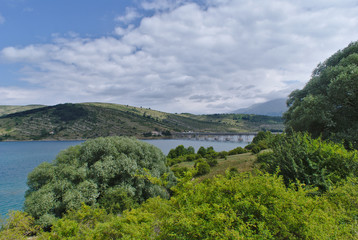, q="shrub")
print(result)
[34,173,358,239]
[257,131,358,191]
[24,136,176,227]
[171,166,190,178]
[228,146,248,155]
[245,131,273,153]
[218,151,228,159]
[185,154,198,162]
[194,159,211,176]
[251,145,261,154]
[167,145,195,159]
[0,211,40,240]
[157,172,352,239]
[197,146,207,157]
[205,157,218,167]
